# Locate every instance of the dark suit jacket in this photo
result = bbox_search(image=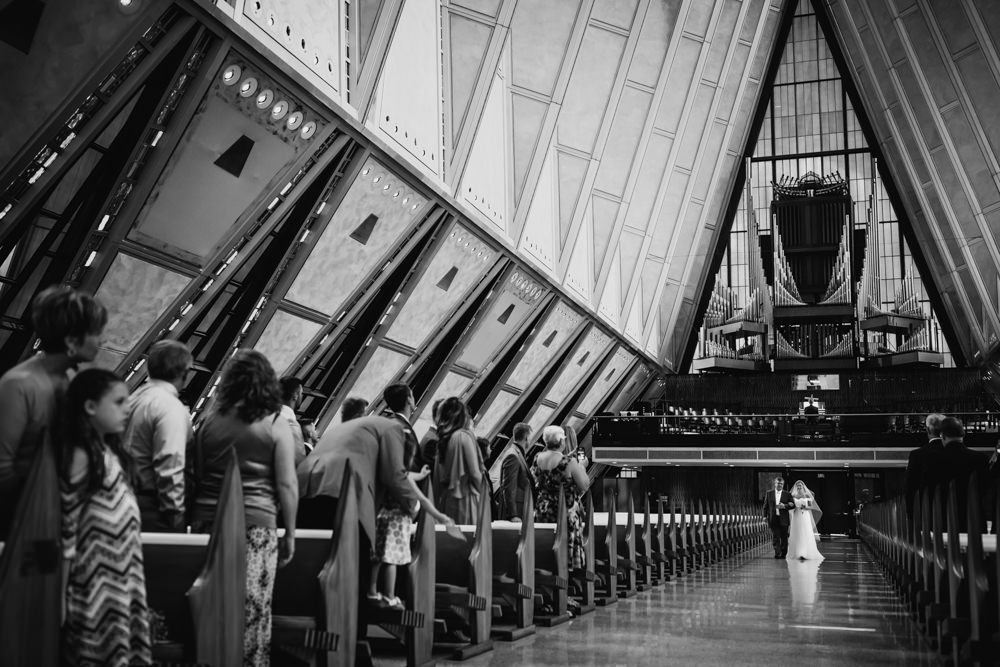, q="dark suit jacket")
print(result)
[381,409,419,469]
[297,415,420,544]
[938,441,989,532]
[498,443,530,520]
[905,438,944,514]
[763,489,792,526]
